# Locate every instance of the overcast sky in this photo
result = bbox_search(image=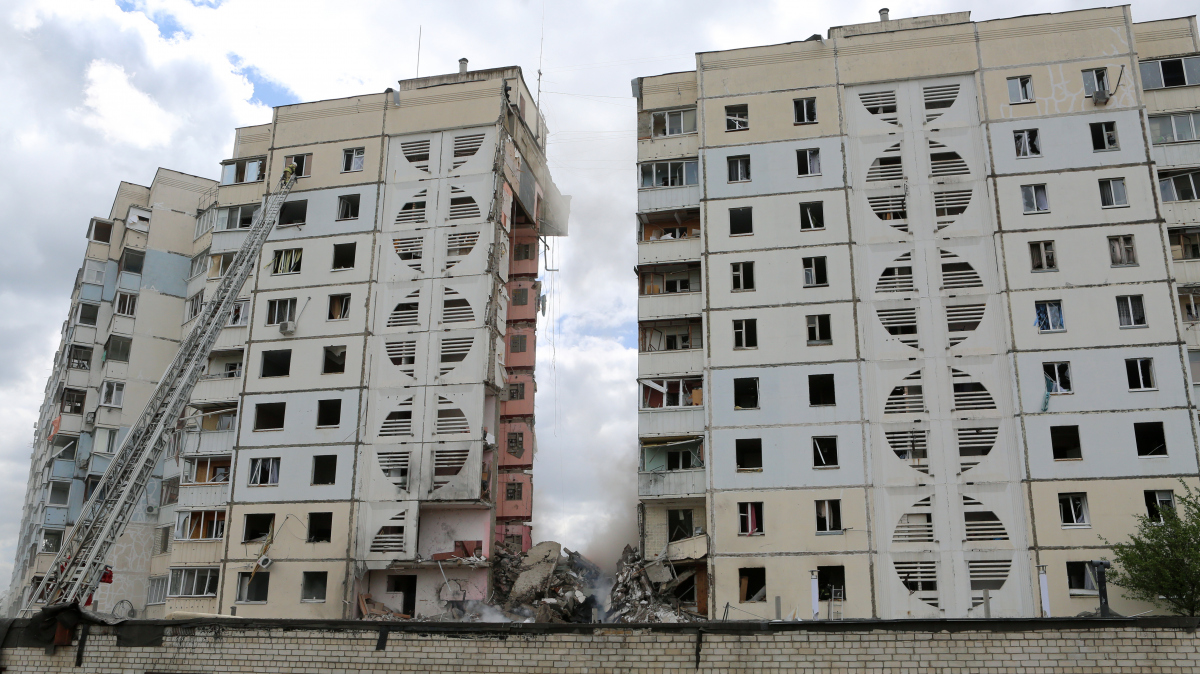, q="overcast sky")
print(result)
[0,0,1187,578]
